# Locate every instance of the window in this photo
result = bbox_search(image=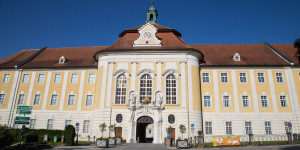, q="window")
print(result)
[29,119,36,129]
[205,121,212,135]
[245,122,252,134]
[257,73,265,83]
[3,74,10,83]
[85,95,93,106]
[226,122,232,135]
[204,95,211,107]
[261,96,268,107]
[47,119,54,130]
[88,73,96,83]
[280,95,287,107]
[83,120,90,133]
[71,73,78,83]
[223,95,230,108]
[115,74,127,104]
[17,94,25,105]
[0,94,5,105]
[68,95,75,106]
[265,121,272,135]
[140,74,152,104]
[22,74,29,83]
[33,94,41,105]
[242,96,249,107]
[37,74,45,83]
[54,74,61,83]
[50,94,58,106]
[202,73,209,83]
[239,73,247,83]
[221,73,228,83]
[65,120,72,127]
[276,73,283,83]
[284,122,292,133]
[168,114,175,124]
[166,74,176,104]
